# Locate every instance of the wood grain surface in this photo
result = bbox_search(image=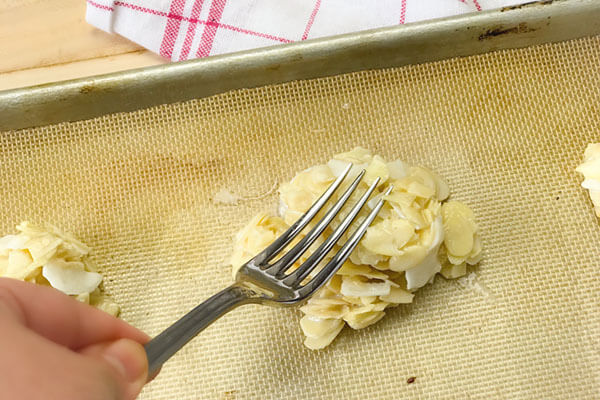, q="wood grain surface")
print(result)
[0,0,166,91]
